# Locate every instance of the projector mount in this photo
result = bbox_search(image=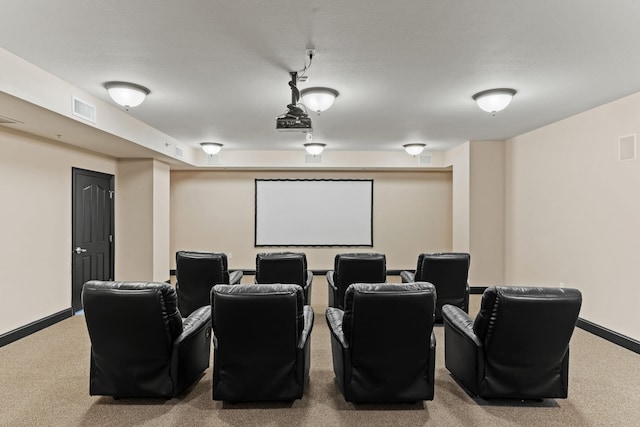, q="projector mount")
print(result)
[276,51,315,132]
[285,72,307,120]
[276,71,312,131]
